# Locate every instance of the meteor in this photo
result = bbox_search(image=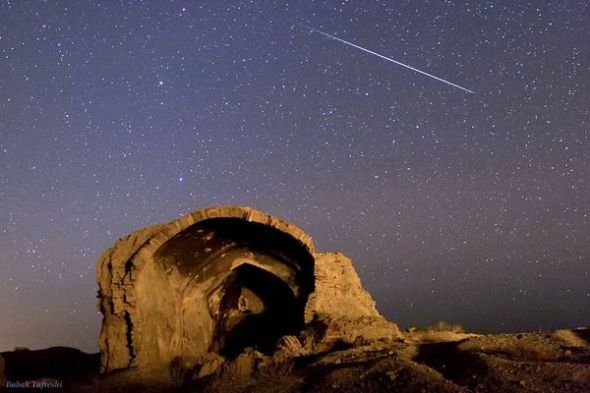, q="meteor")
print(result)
[300,24,475,94]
